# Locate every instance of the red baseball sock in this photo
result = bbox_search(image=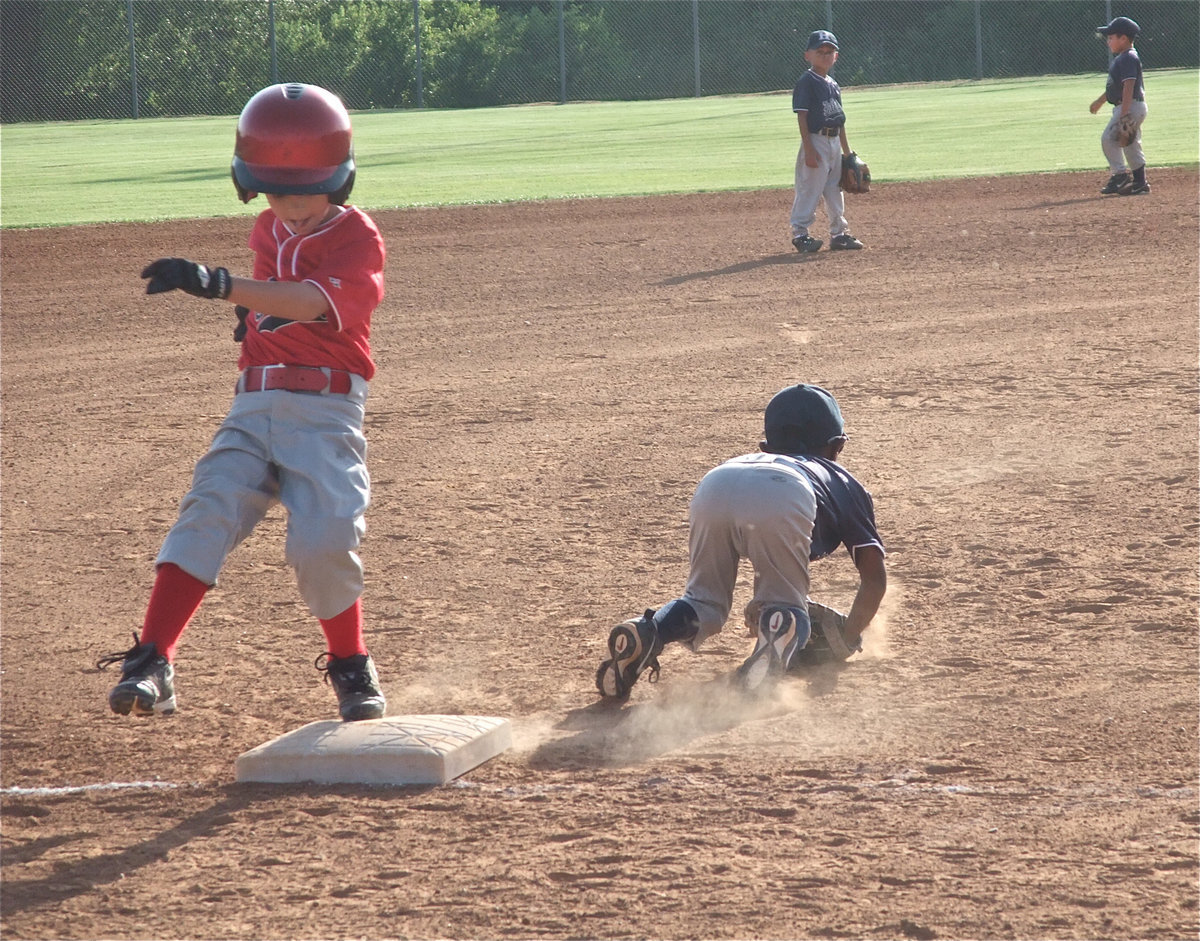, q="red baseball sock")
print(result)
[319,599,367,659]
[139,563,209,662]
